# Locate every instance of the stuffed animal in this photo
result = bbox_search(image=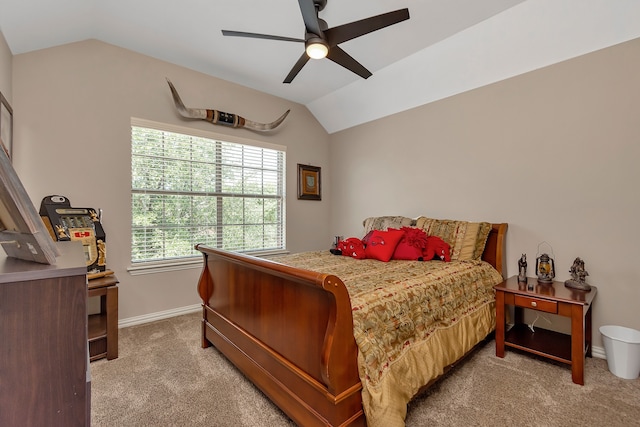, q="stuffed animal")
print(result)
[422,236,451,262]
[336,237,366,259]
